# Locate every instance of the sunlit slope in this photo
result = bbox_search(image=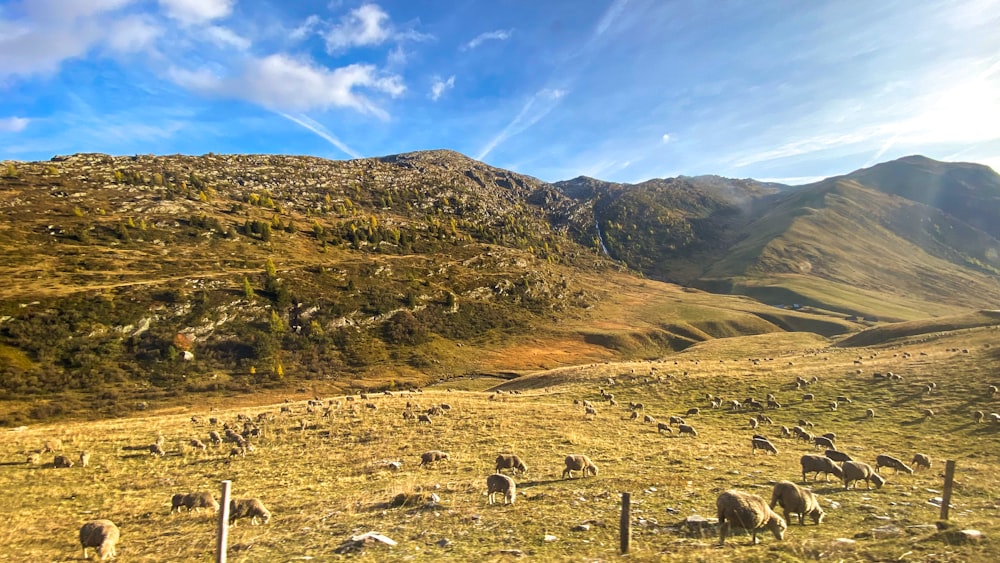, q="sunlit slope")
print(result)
[698,179,1000,319]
